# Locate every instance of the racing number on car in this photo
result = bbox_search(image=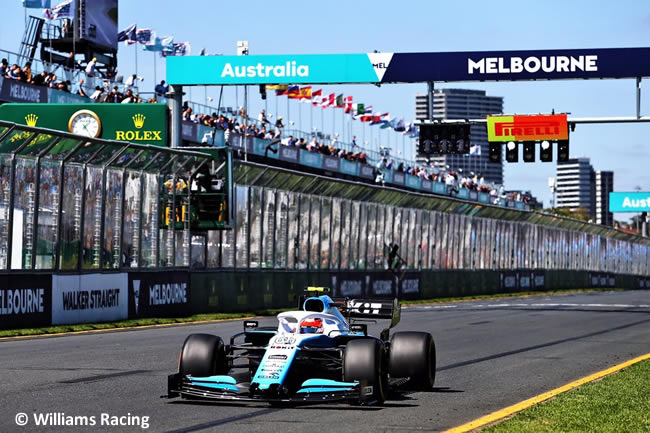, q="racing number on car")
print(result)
[349,302,382,315]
